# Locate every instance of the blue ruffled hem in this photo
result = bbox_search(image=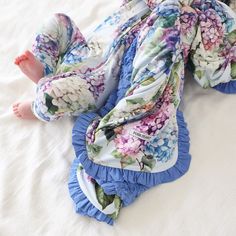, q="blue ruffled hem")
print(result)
[68,157,114,225]
[69,34,191,222]
[95,179,148,207]
[71,109,191,188]
[213,80,236,94]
